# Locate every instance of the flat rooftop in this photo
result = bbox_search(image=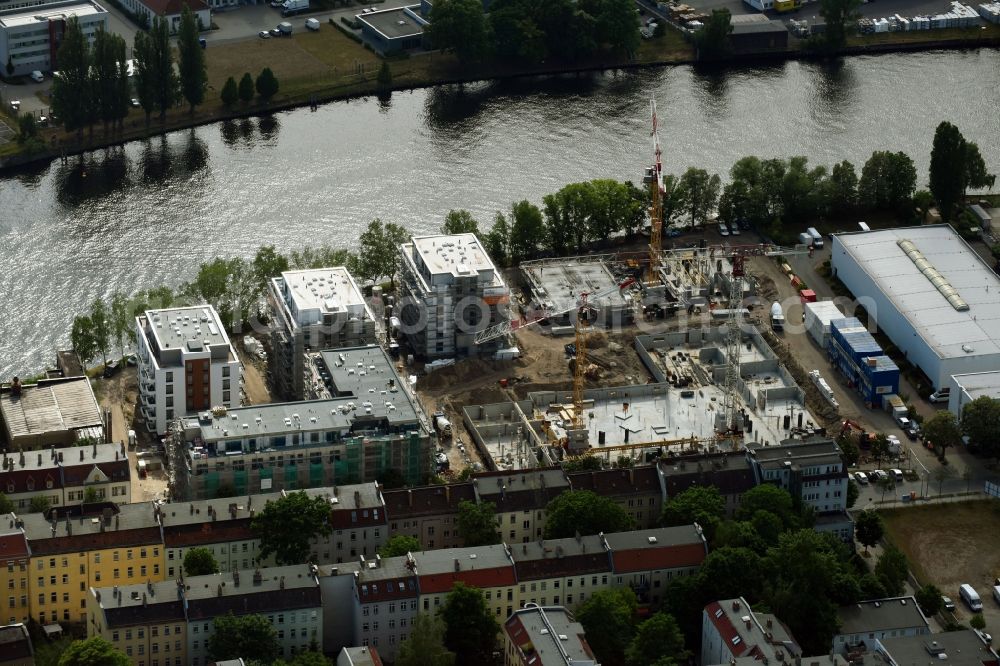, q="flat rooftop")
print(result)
[276,268,368,323]
[0,377,103,438]
[951,371,1000,400]
[521,258,630,315]
[143,306,230,354]
[505,607,596,665]
[747,439,844,469]
[410,233,497,278]
[321,345,406,399]
[358,5,423,39]
[878,630,996,666]
[0,0,105,27]
[837,596,927,636]
[833,226,1000,361]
